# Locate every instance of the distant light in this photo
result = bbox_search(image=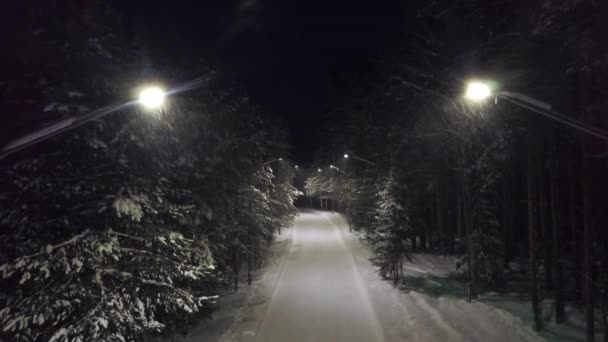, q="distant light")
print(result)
[139,86,165,108]
[279,158,283,161]
[330,164,335,168]
[318,168,322,172]
[344,154,349,159]
[295,165,299,169]
[465,81,491,101]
